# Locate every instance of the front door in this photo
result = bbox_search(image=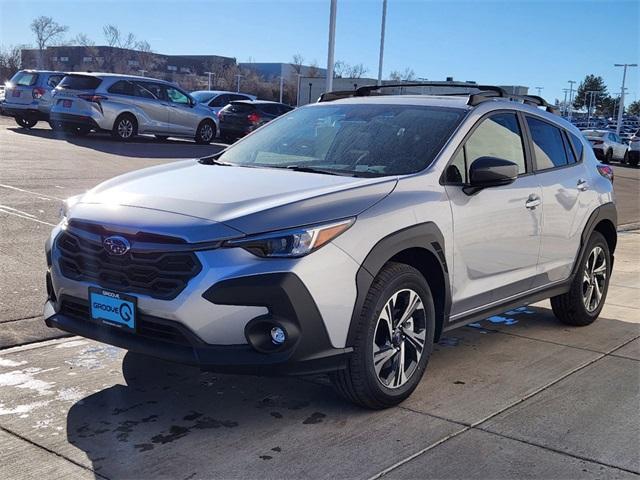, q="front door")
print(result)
[165,86,199,136]
[443,112,542,318]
